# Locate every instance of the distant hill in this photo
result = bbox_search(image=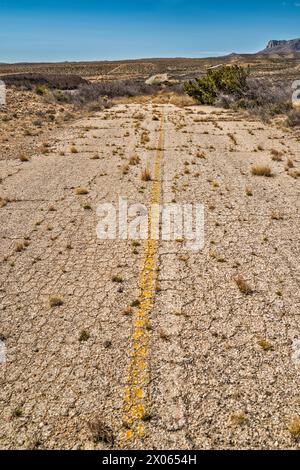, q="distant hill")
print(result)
[260,38,300,54]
